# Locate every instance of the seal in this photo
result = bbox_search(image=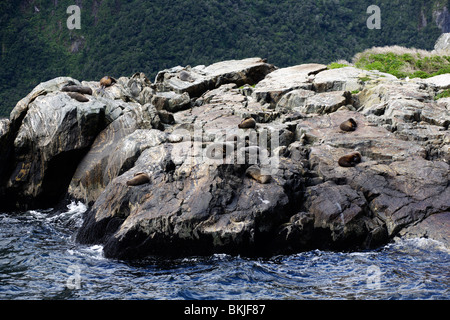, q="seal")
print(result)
[338,152,361,167]
[62,85,93,95]
[339,118,357,132]
[100,76,116,88]
[245,165,271,184]
[126,172,150,186]
[67,92,89,103]
[238,117,256,129]
[178,70,195,82]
